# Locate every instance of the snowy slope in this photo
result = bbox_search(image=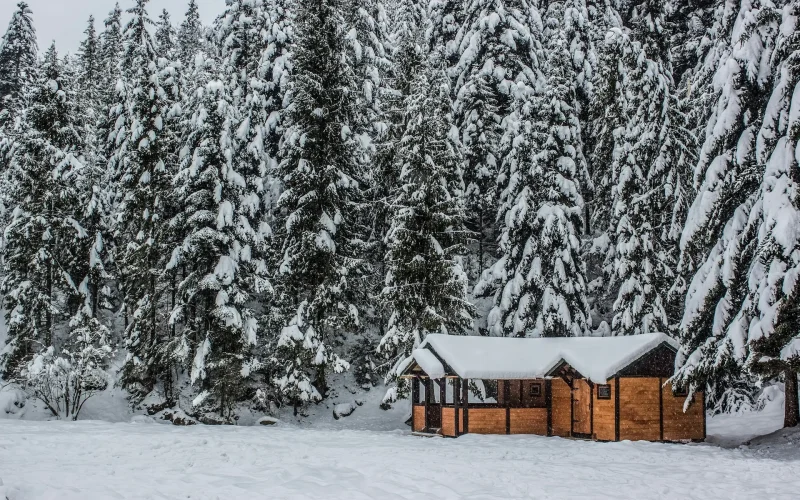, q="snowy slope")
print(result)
[0,416,798,500]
